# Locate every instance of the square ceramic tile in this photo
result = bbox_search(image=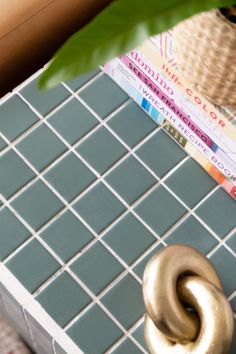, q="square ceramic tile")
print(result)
[6,239,60,293]
[165,215,218,254]
[40,210,94,262]
[45,153,96,202]
[103,214,156,265]
[132,323,148,352]
[0,95,38,141]
[48,98,98,145]
[0,136,7,151]
[79,74,128,118]
[136,130,187,177]
[20,77,70,116]
[36,272,91,327]
[0,150,35,199]
[210,246,236,296]
[101,274,144,329]
[74,183,126,233]
[133,243,164,279]
[11,180,64,230]
[16,124,67,171]
[108,101,157,148]
[77,126,127,174]
[230,296,236,313]
[112,338,143,354]
[230,323,236,354]
[70,242,124,295]
[67,304,122,354]
[66,69,100,91]
[0,208,31,261]
[196,188,236,238]
[165,158,217,207]
[226,232,236,253]
[105,156,156,204]
[135,185,187,236]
